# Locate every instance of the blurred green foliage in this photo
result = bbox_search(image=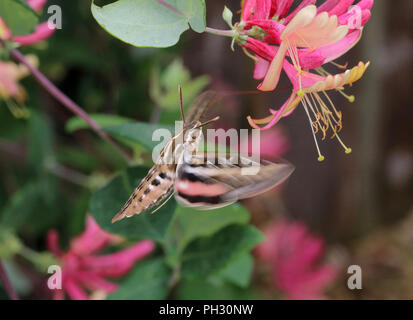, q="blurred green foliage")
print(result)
[0,0,263,300]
